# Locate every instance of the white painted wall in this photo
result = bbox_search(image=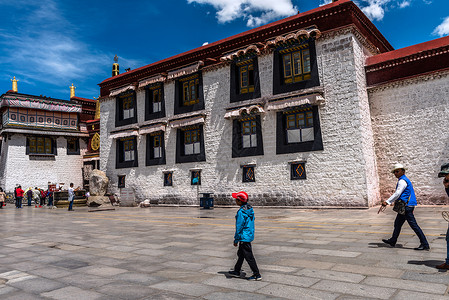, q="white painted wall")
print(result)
[1,135,85,193]
[369,71,449,204]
